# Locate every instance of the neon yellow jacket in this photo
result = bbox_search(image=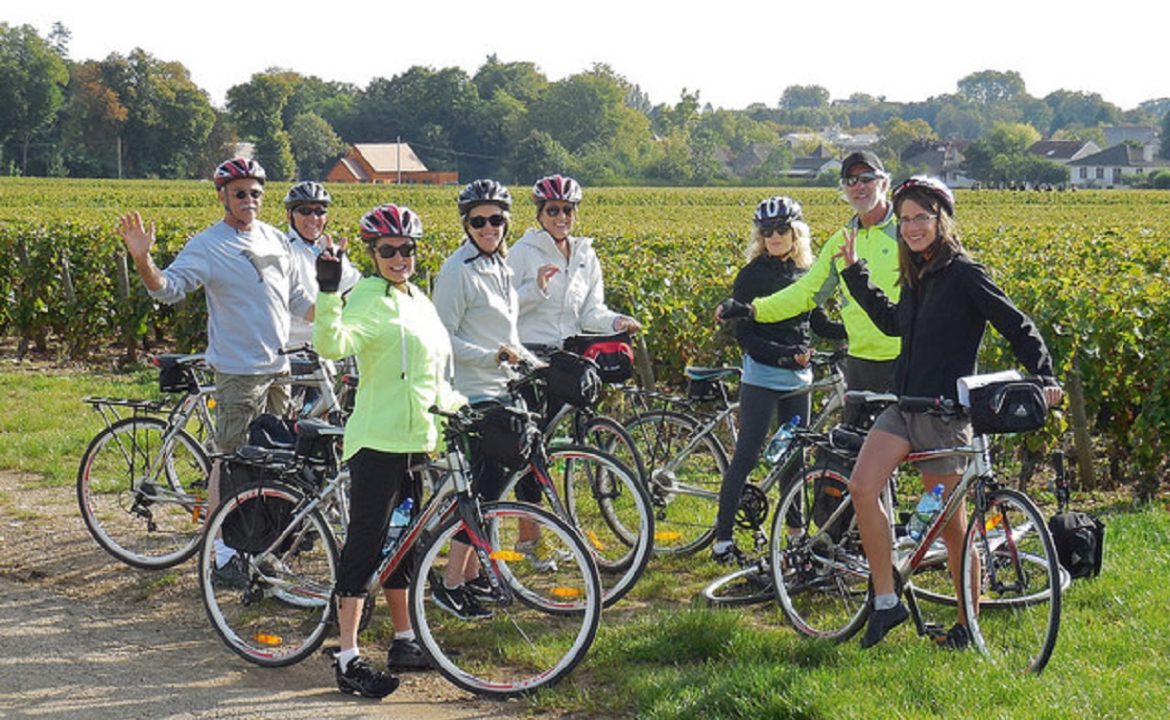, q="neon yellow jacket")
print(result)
[314,277,465,461]
[752,209,901,362]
